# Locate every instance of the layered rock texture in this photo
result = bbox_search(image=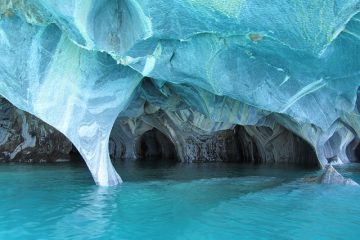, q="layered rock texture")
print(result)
[0,98,72,162]
[0,1,360,185]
